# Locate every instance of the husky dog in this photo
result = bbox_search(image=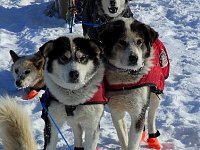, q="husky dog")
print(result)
[39,36,107,150]
[82,0,133,40]
[99,18,169,149]
[0,96,37,150]
[10,50,45,98]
